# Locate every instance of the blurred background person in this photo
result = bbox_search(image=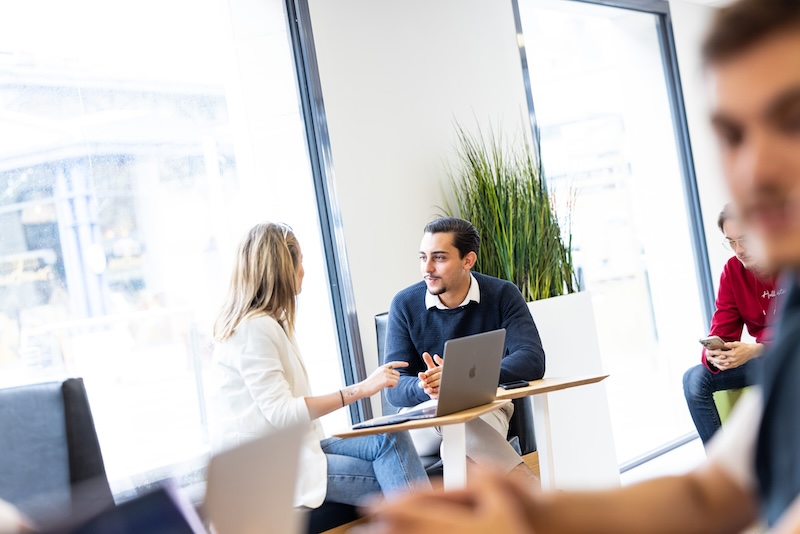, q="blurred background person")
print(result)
[683,203,782,445]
